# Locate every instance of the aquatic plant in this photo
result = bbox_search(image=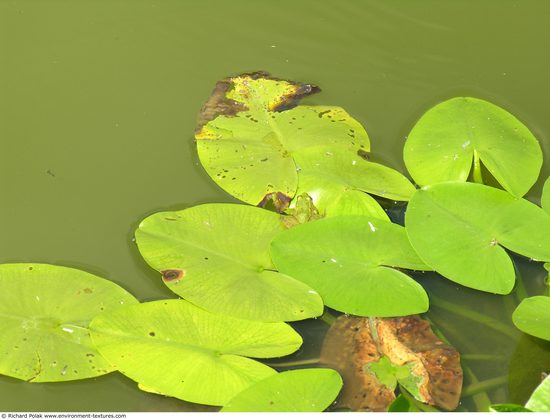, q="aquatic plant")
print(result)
[2,72,550,412]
